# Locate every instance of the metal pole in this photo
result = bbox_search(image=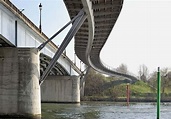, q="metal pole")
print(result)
[39,10,87,85]
[126,83,130,106]
[39,3,42,33]
[157,67,161,119]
